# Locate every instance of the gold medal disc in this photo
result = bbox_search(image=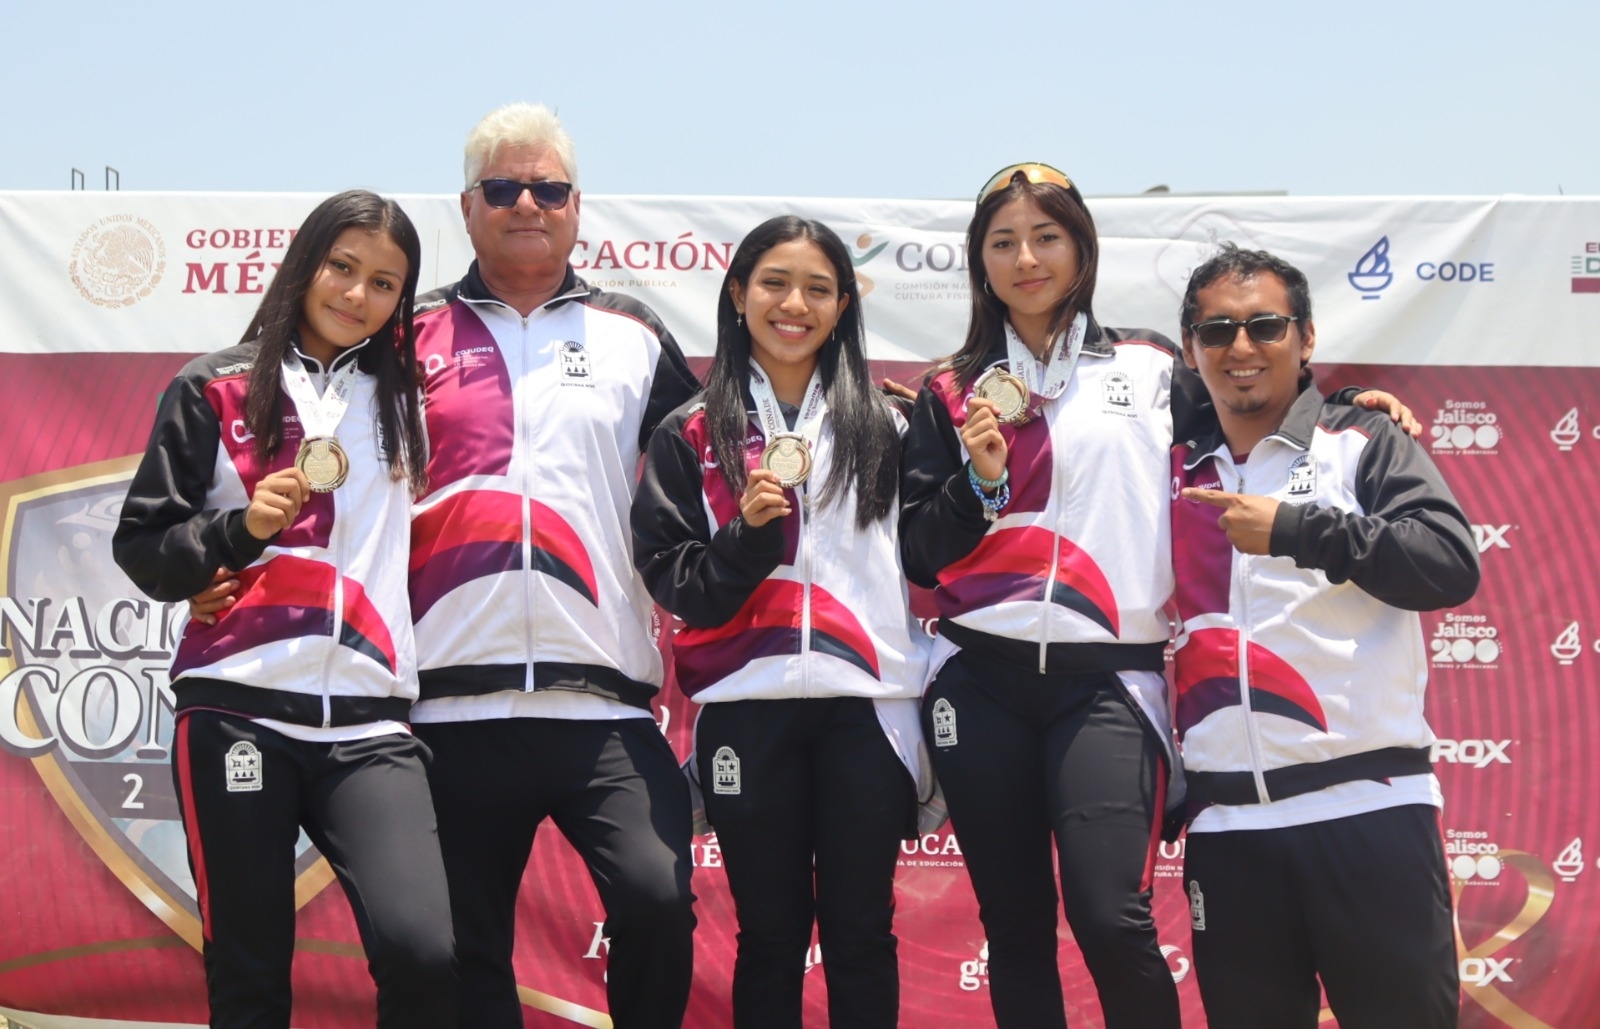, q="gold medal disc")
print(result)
[296,437,350,492]
[973,367,1032,425]
[760,434,812,489]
